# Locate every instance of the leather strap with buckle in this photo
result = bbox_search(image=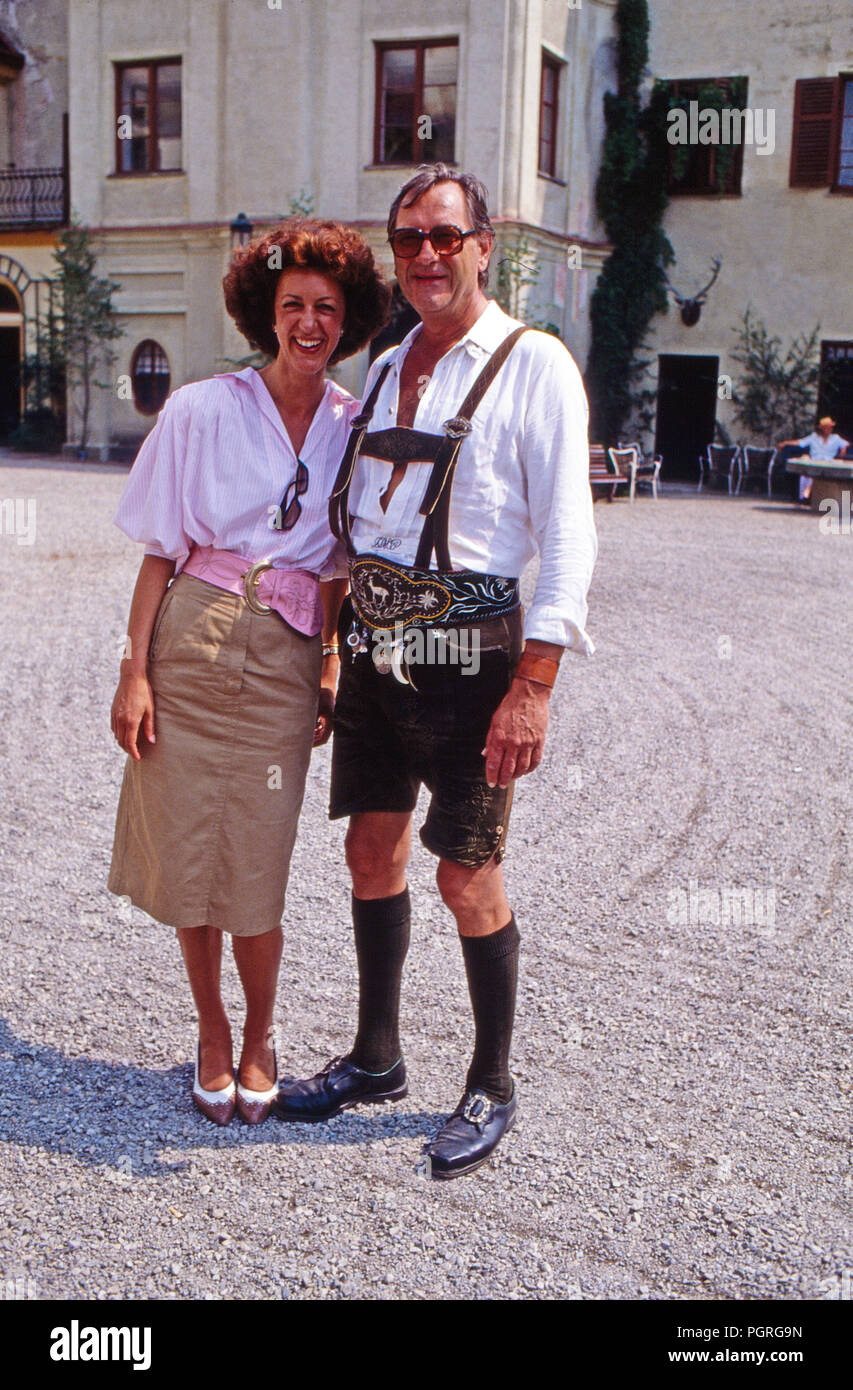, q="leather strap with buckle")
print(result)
[243,560,275,614]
